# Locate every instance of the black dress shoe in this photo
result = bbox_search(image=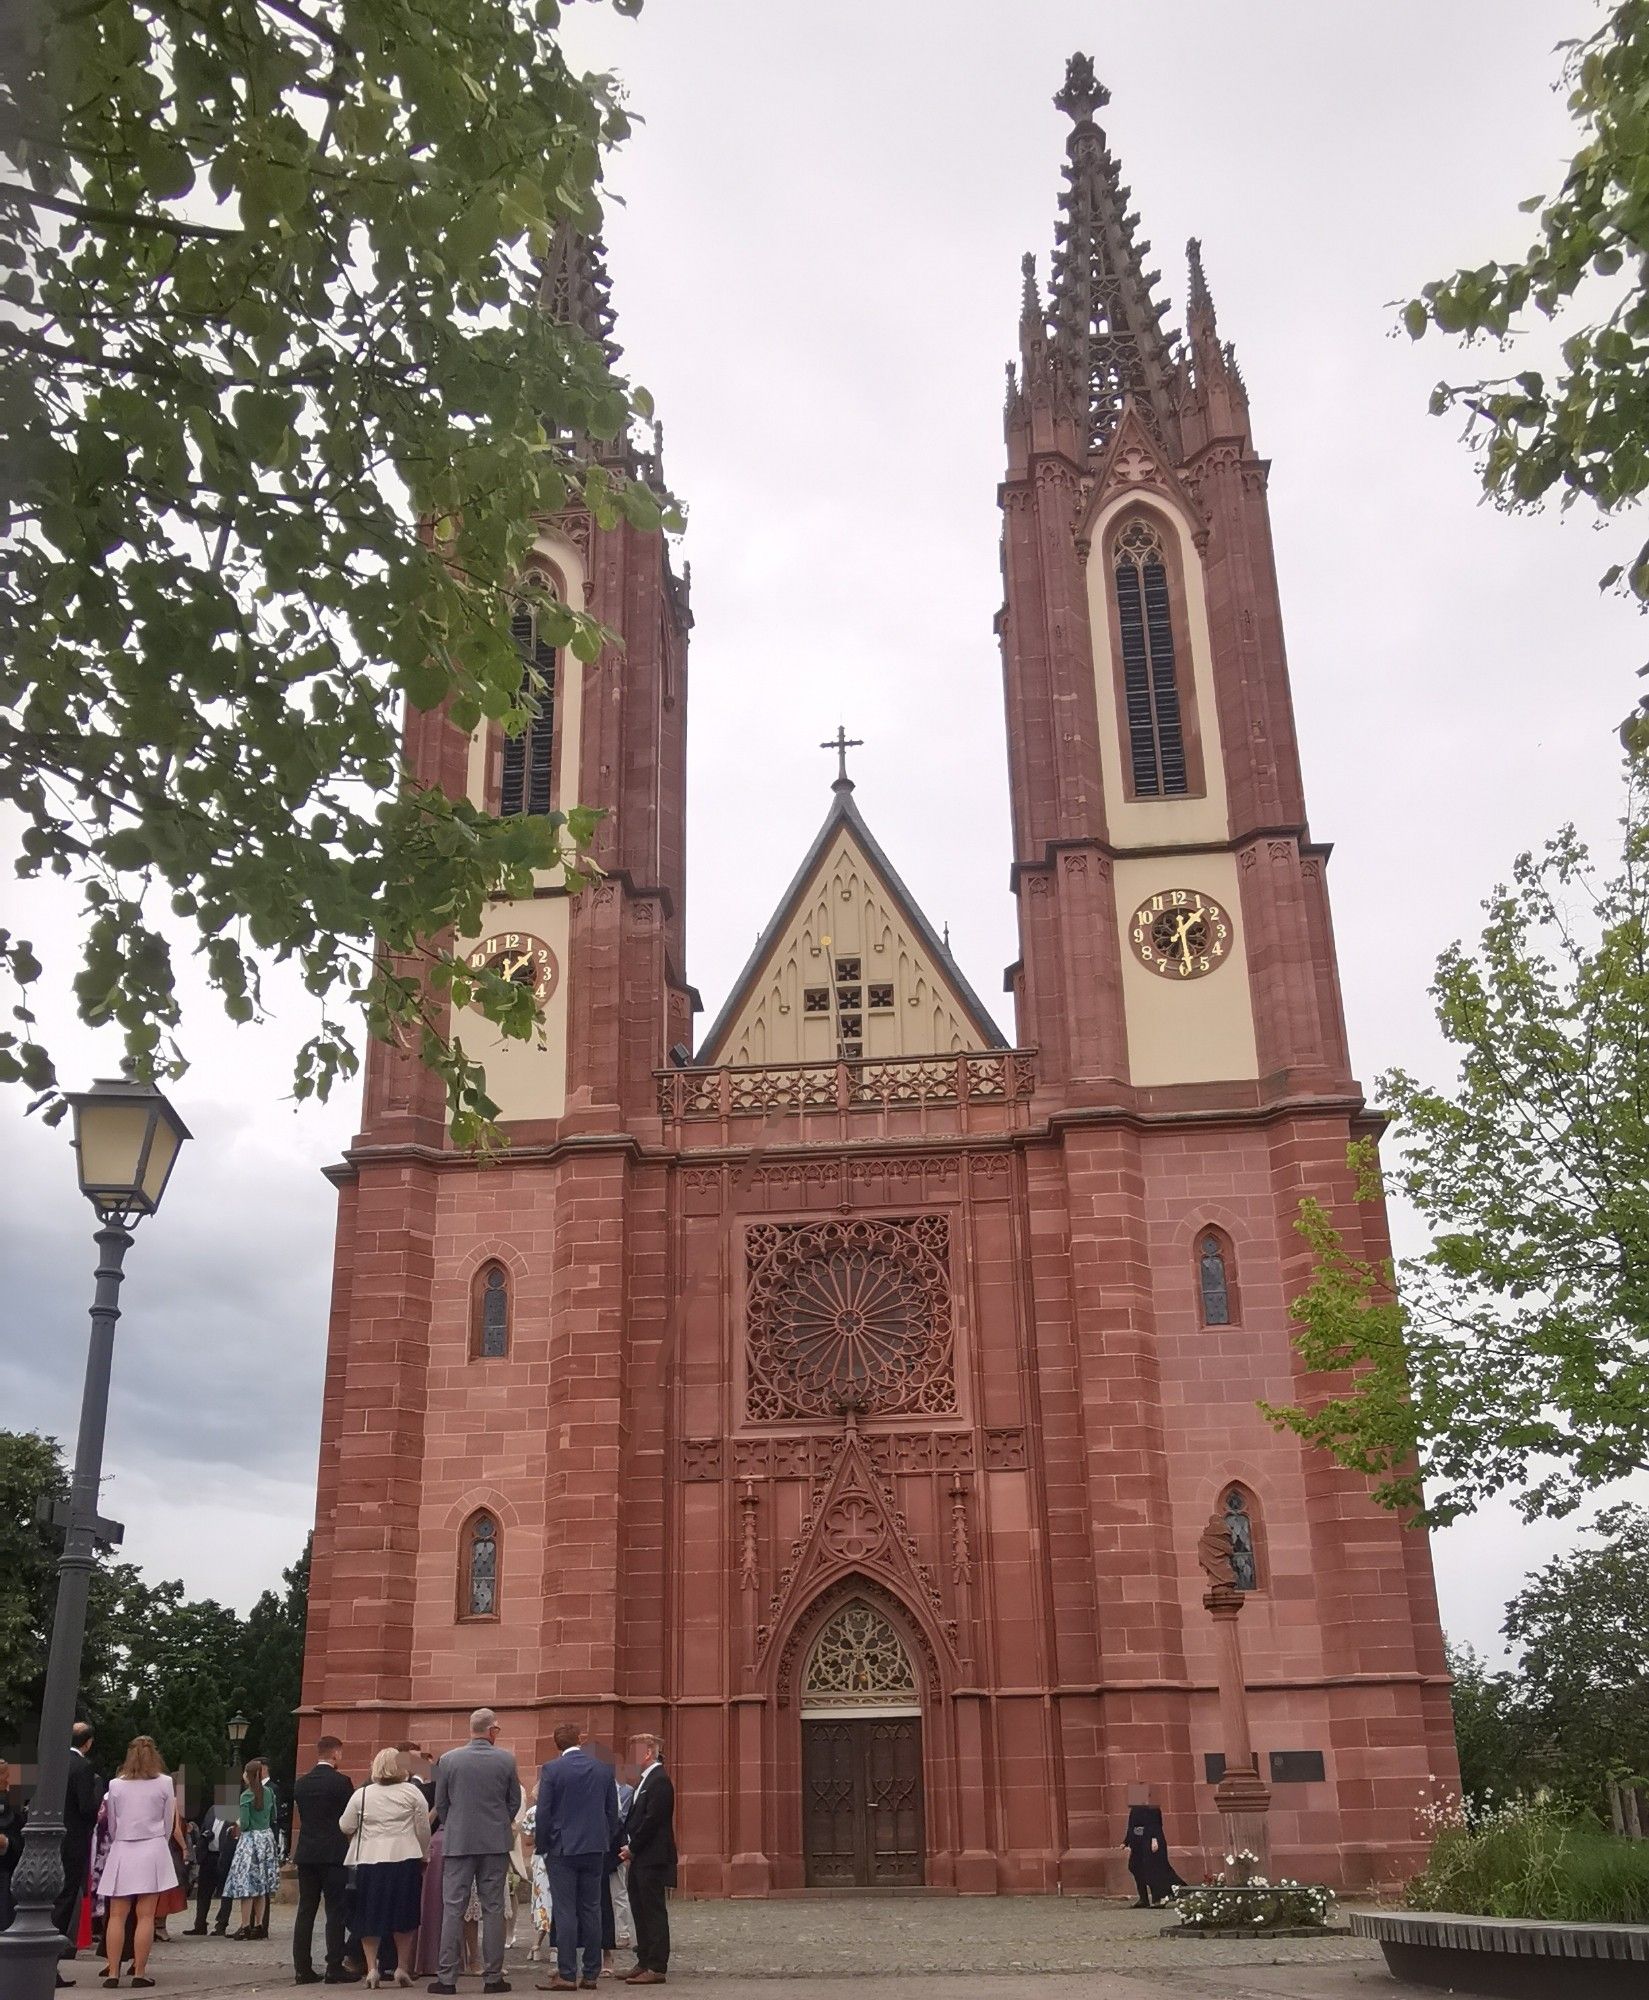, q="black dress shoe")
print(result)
[296,1974,323,1986]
